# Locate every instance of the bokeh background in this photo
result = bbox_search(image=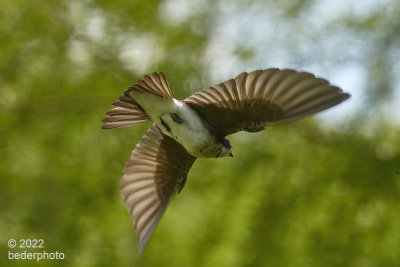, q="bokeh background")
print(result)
[1,0,400,266]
